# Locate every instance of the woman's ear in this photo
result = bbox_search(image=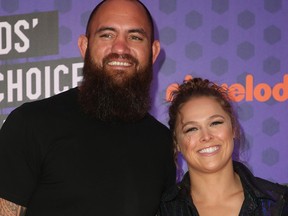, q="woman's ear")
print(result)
[173,134,181,152]
[78,35,88,58]
[232,126,238,140]
[176,143,181,152]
